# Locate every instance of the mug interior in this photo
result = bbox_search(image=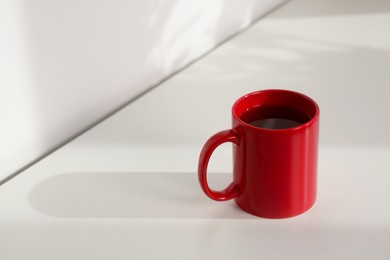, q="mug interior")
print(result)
[233,89,319,130]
